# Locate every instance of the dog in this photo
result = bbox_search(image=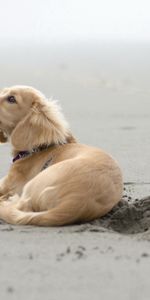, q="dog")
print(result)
[0,86,123,226]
